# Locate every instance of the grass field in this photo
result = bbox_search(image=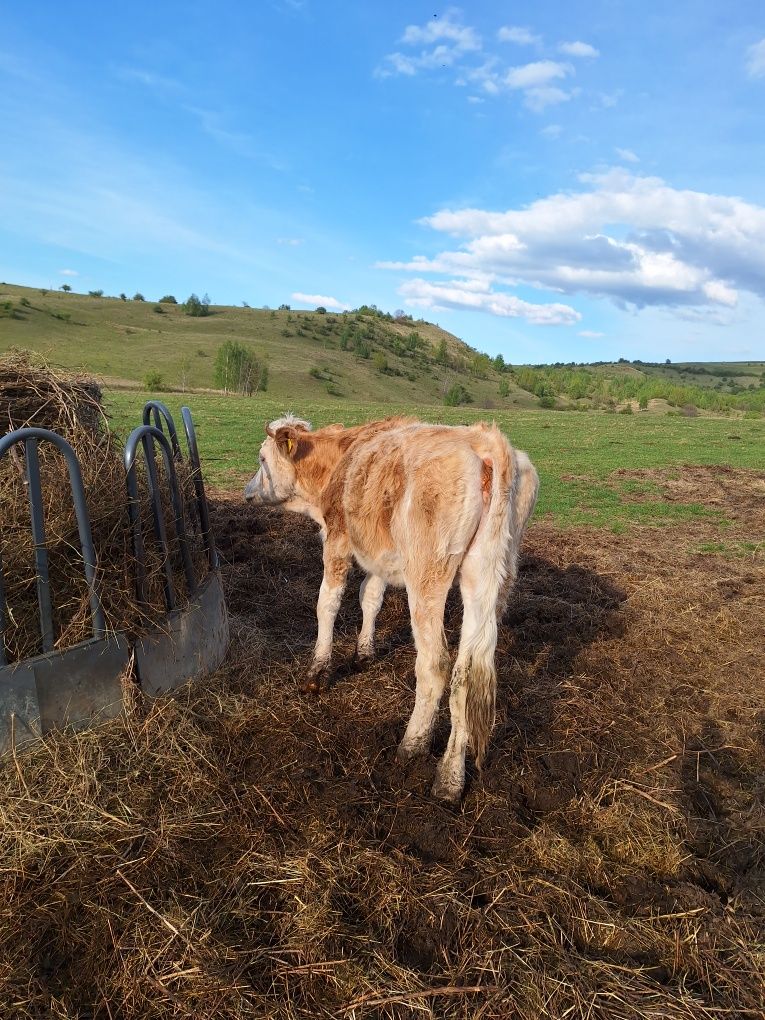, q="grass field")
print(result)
[109,389,765,532]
